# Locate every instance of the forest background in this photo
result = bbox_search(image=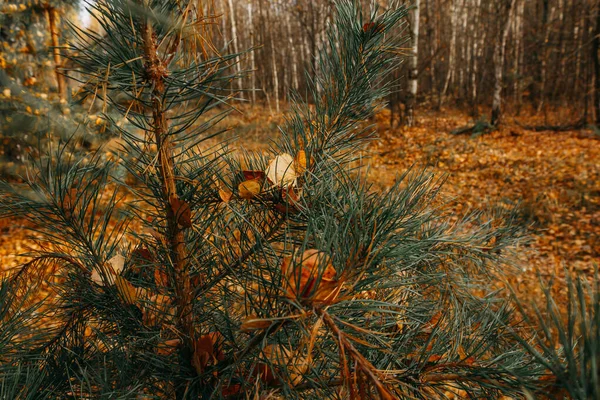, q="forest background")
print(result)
[0,0,598,344]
